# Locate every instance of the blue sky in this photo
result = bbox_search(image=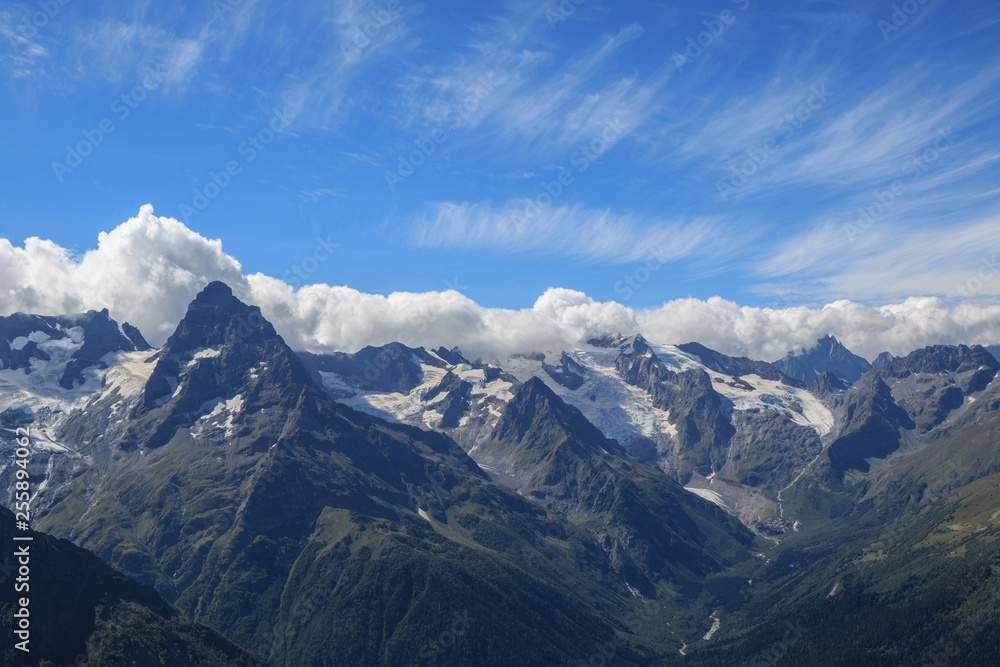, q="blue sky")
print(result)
[2,0,999,314]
